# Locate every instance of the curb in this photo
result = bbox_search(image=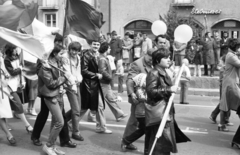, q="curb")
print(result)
[113,84,219,97]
